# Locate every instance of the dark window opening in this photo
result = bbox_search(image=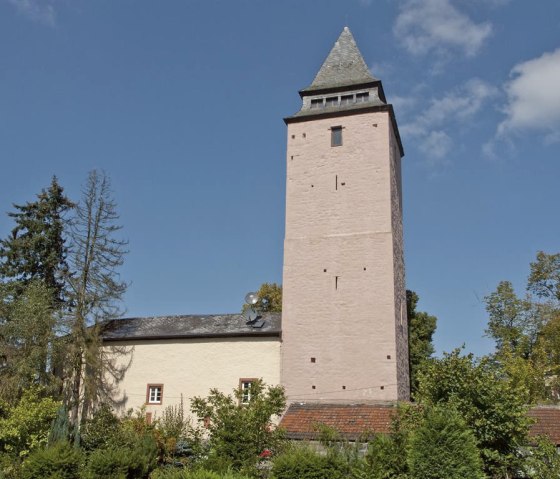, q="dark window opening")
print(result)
[340,94,354,105]
[310,98,324,109]
[331,126,343,147]
[326,96,338,107]
[356,92,369,103]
